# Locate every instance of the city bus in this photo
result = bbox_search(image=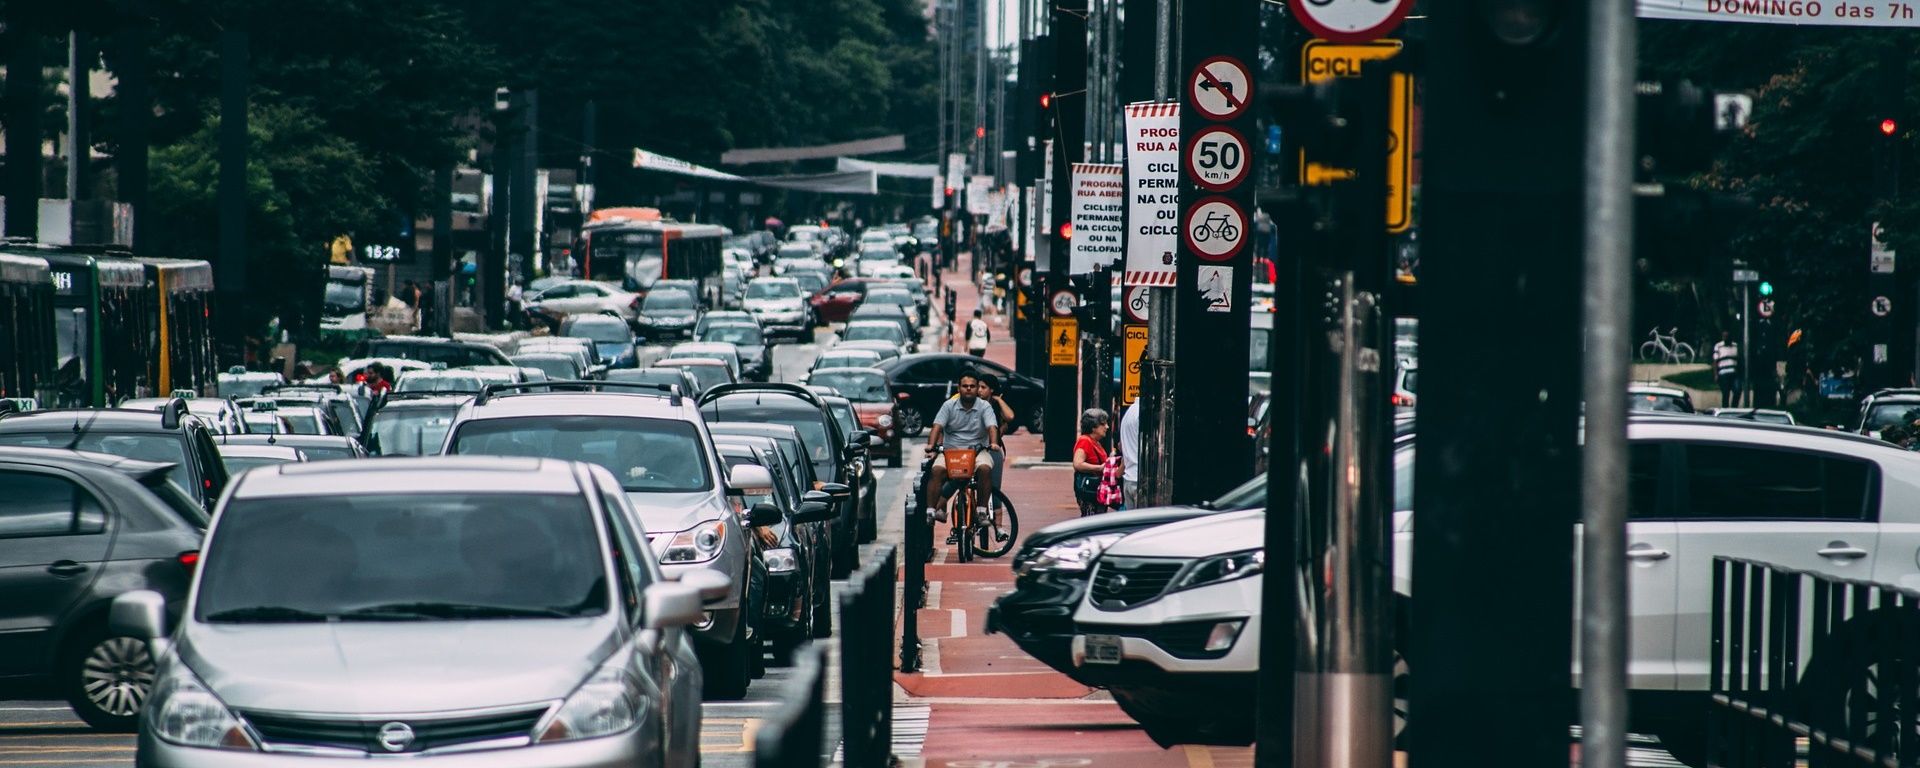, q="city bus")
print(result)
[578,208,728,305]
[321,264,374,331]
[0,252,57,404]
[40,249,149,407]
[142,258,218,399]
